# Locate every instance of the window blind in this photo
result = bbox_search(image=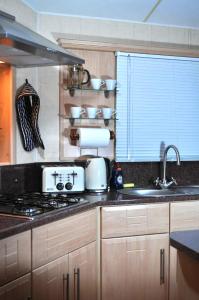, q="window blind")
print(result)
[116,52,199,162]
